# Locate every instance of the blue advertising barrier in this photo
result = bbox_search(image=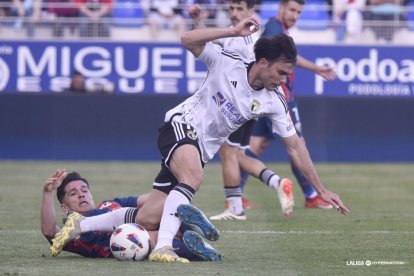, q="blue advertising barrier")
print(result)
[0,42,413,96]
[1,41,413,161]
[0,94,413,162]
